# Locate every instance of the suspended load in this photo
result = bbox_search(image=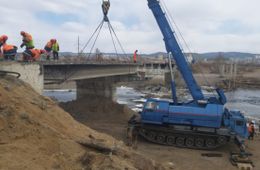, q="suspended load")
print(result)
[80,0,127,61]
